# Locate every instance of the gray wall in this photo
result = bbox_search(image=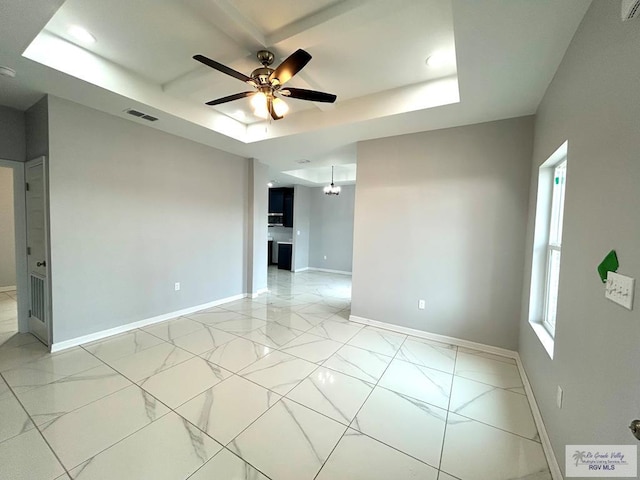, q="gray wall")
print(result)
[352,117,533,350]
[46,96,249,343]
[309,185,355,272]
[0,167,16,288]
[292,185,310,272]
[0,106,25,162]
[519,1,640,475]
